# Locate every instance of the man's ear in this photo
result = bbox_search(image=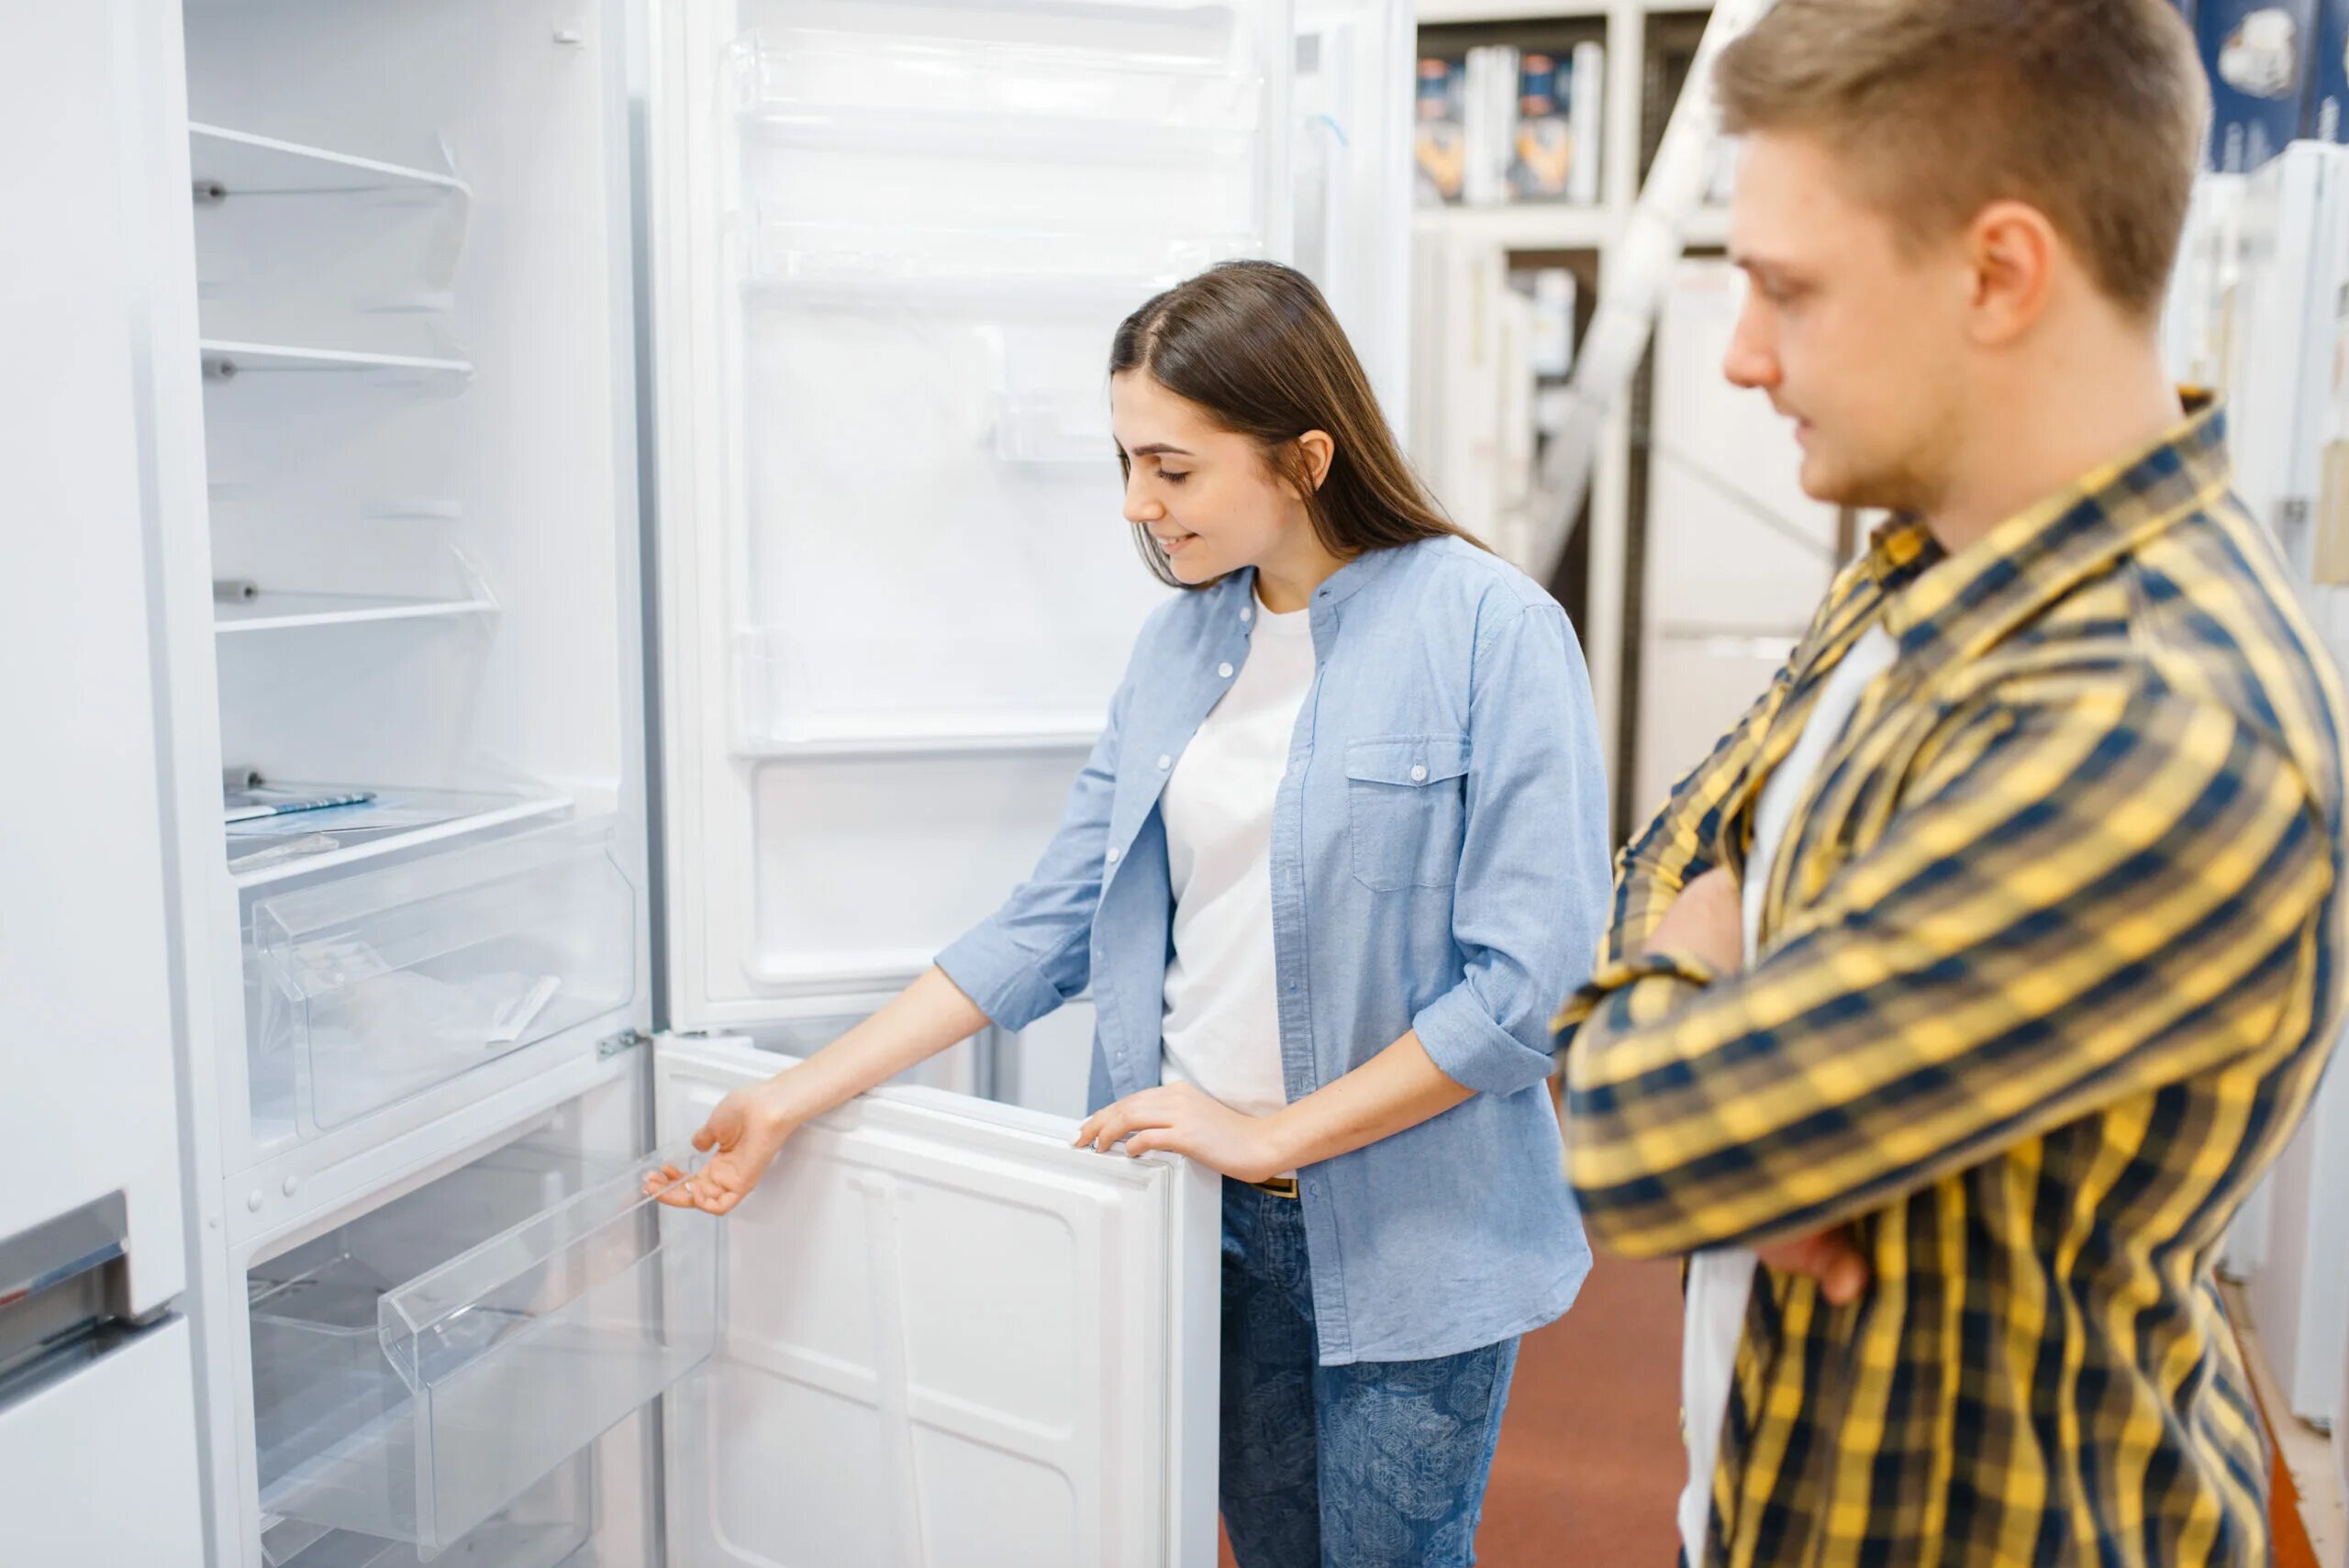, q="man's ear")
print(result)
[1964,199,2060,347]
